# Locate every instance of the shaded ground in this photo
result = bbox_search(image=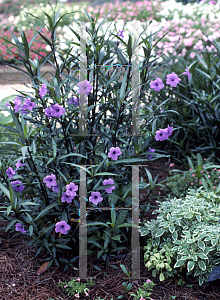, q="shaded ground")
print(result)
[1,158,220,300]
